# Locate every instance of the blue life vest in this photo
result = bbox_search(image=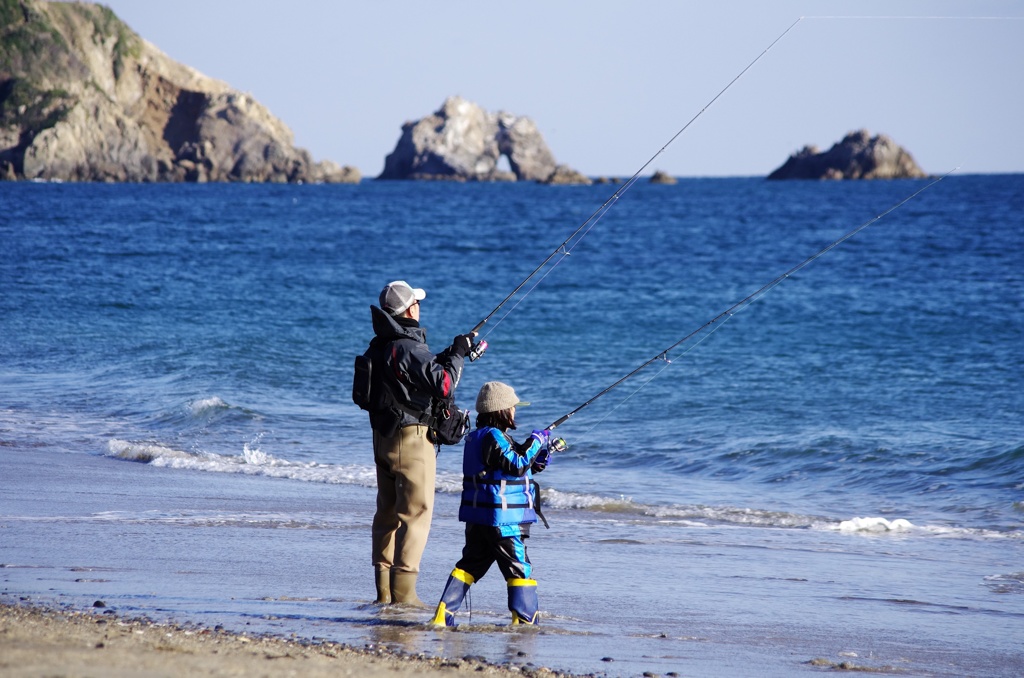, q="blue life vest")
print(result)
[459,427,539,527]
